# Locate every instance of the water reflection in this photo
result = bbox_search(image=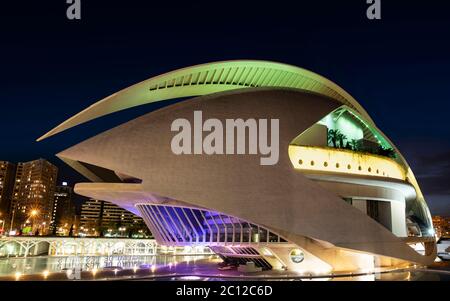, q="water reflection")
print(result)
[0,255,208,276]
[0,255,448,281]
[164,271,450,281]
